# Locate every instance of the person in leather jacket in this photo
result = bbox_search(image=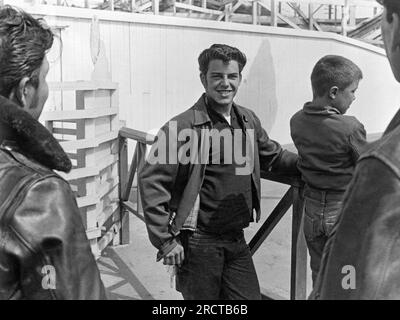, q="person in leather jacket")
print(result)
[0,6,106,299]
[310,0,400,299]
